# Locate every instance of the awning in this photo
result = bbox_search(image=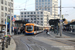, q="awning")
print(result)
[0,24,6,26]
